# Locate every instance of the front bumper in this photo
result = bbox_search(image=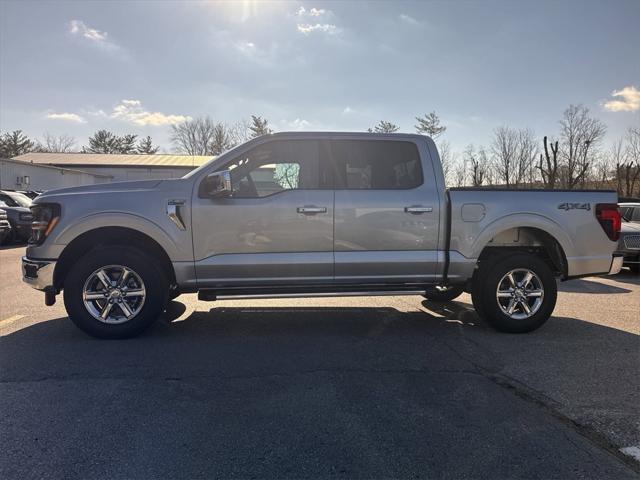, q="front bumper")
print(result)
[22,257,56,291]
